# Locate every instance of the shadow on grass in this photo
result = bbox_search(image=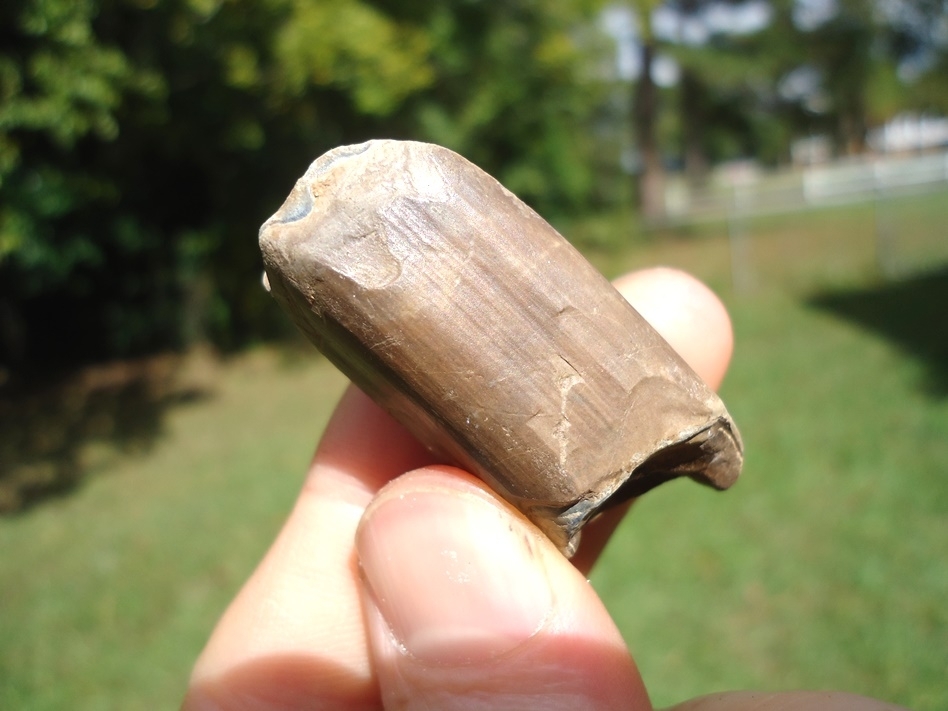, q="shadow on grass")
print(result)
[808,266,948,397]
[0,353,212,513]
